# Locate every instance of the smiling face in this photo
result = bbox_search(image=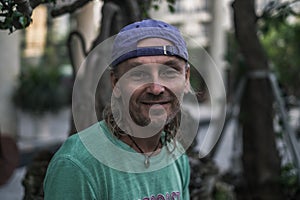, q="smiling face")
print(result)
[111,38,190,131]
[111,55,190,128]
